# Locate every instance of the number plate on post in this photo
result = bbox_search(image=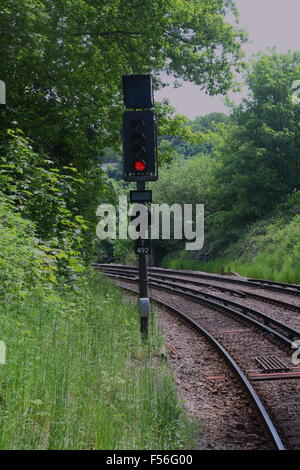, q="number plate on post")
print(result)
[135,239,151,255]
